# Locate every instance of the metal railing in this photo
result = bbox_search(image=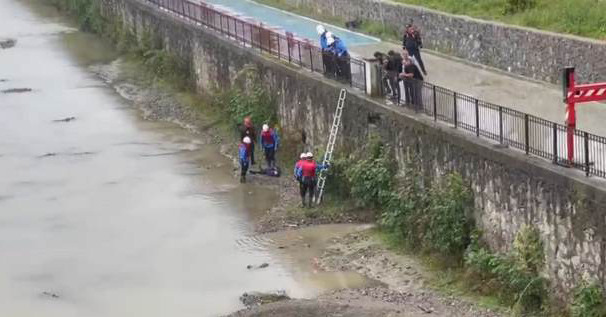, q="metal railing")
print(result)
[388,76,606,178]
[143,0,367,91]
[142,0,606,180]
